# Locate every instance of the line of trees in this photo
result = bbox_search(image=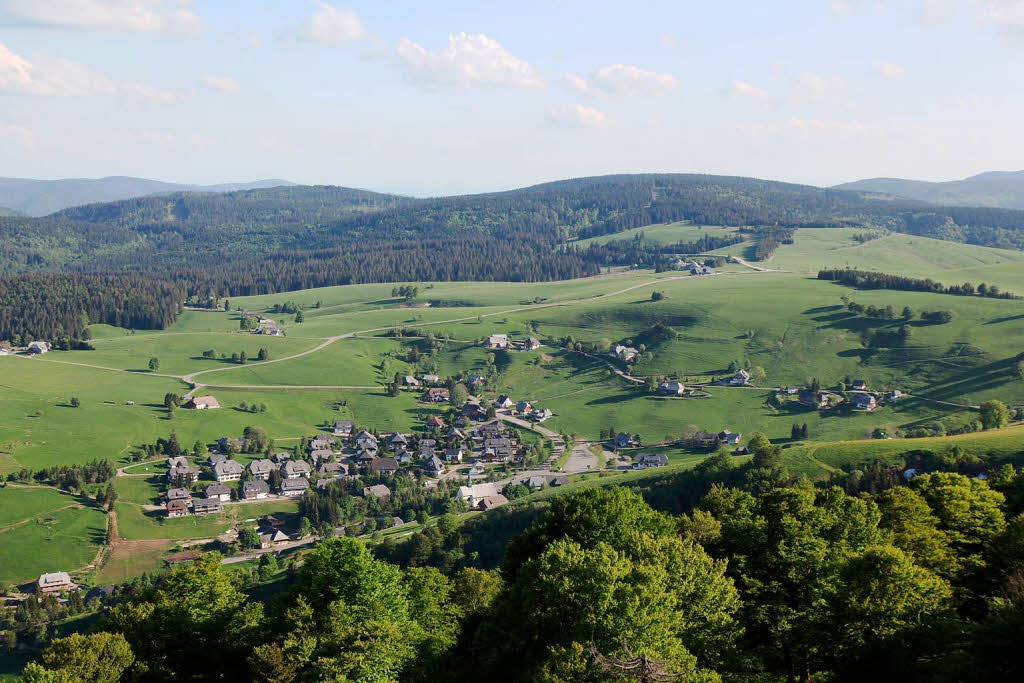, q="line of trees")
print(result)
[819,267,1019,299]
